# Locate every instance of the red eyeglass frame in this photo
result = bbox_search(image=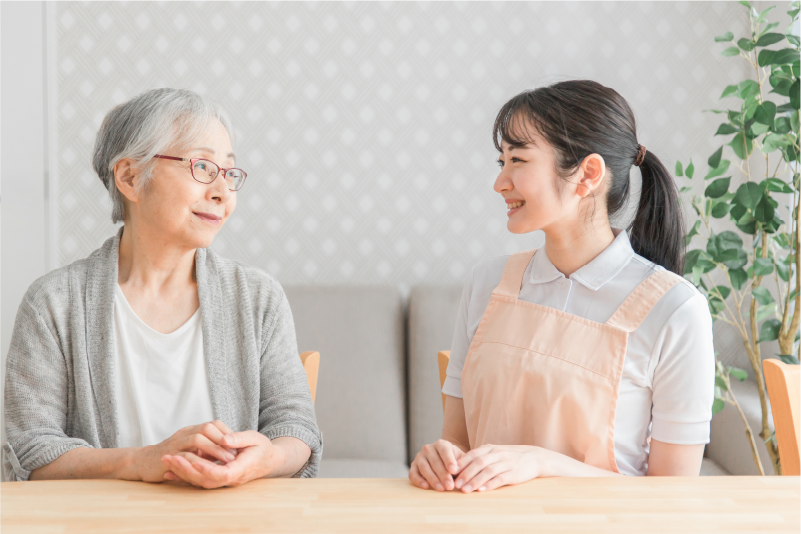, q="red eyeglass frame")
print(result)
[154,154,248,191]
